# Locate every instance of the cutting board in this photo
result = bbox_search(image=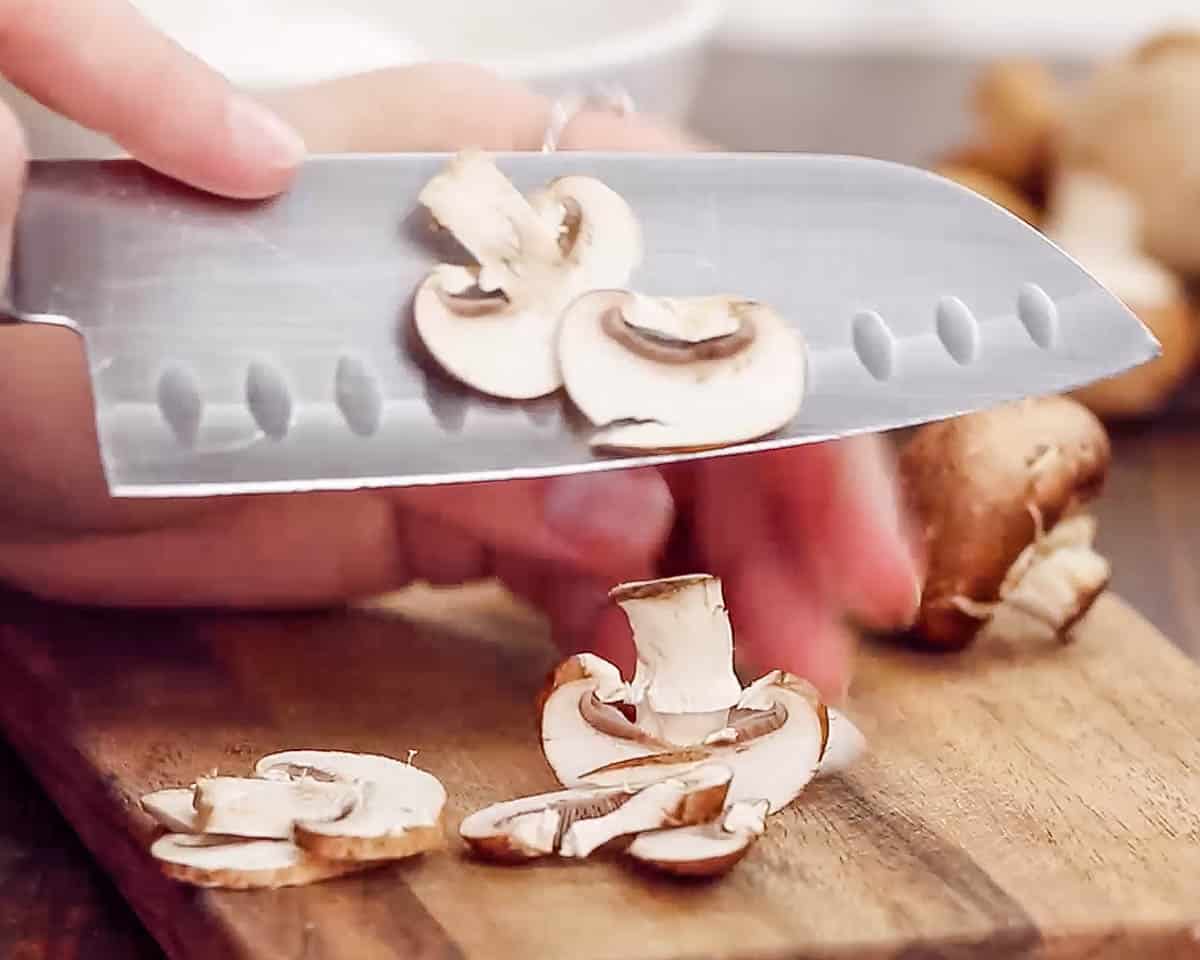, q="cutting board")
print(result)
[1,581,1199,960]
